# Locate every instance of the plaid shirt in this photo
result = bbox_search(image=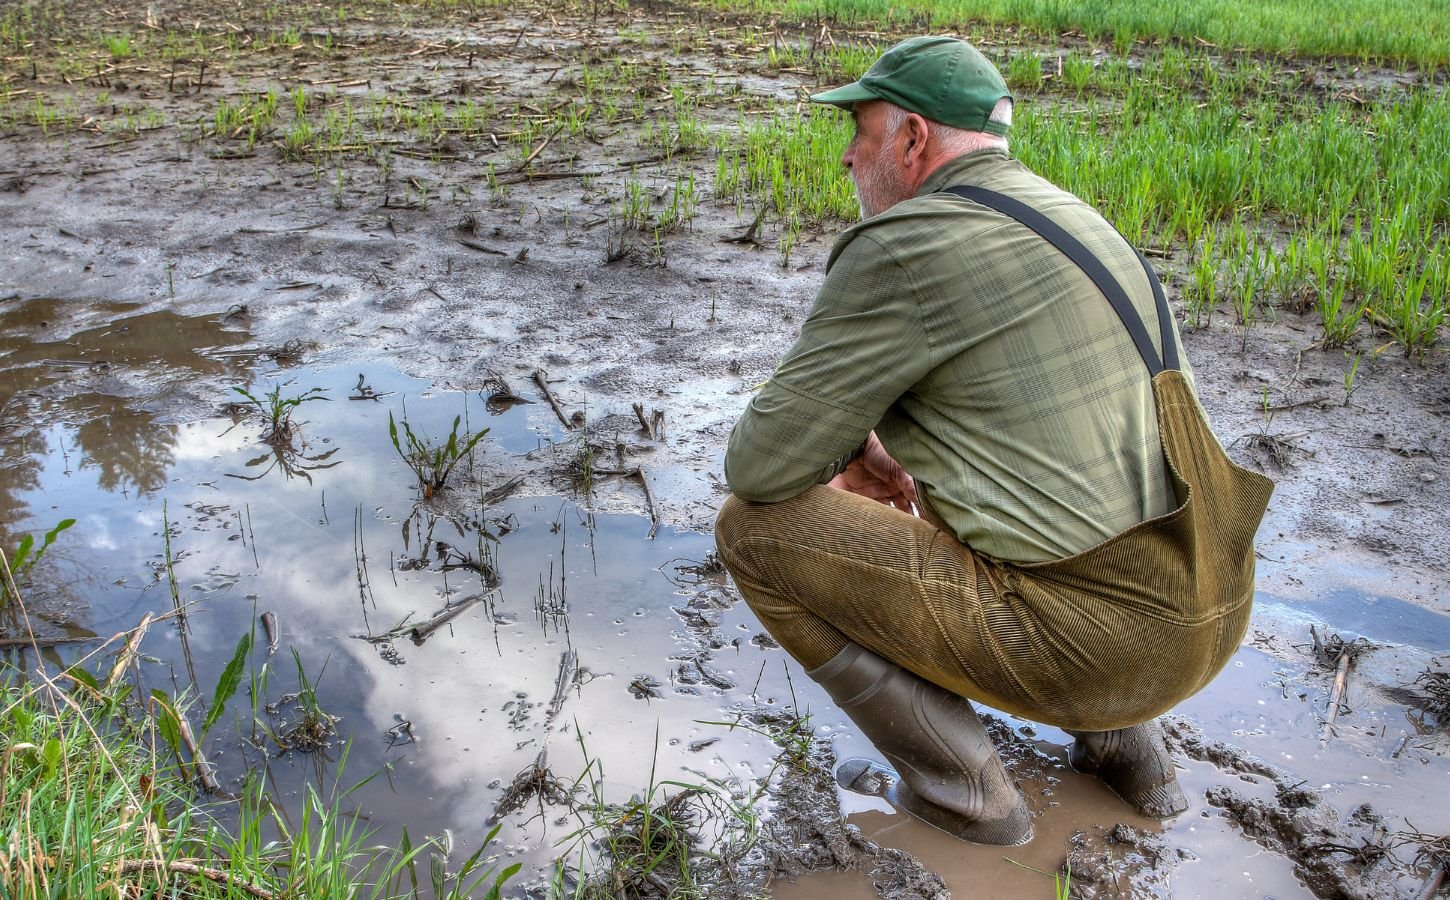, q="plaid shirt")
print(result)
[724,149,1194,563]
